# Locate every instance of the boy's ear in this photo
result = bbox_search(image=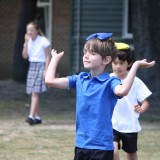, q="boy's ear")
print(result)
[103,56,112,65]
[127,62,133,70]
